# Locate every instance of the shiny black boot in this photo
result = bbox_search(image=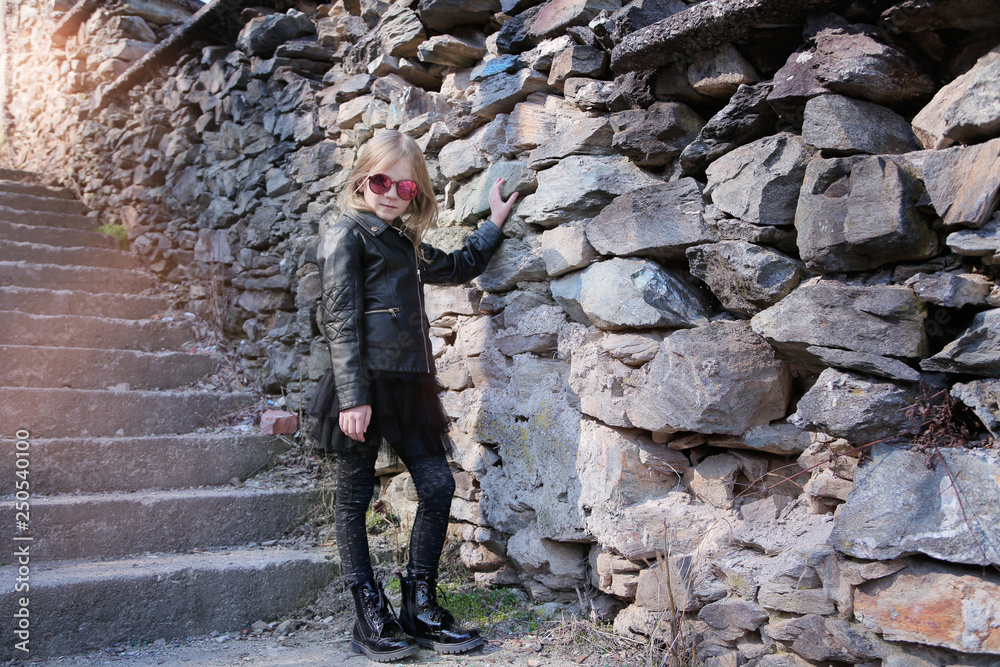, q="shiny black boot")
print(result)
[400,575,485,654]
[349,579,419,662]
